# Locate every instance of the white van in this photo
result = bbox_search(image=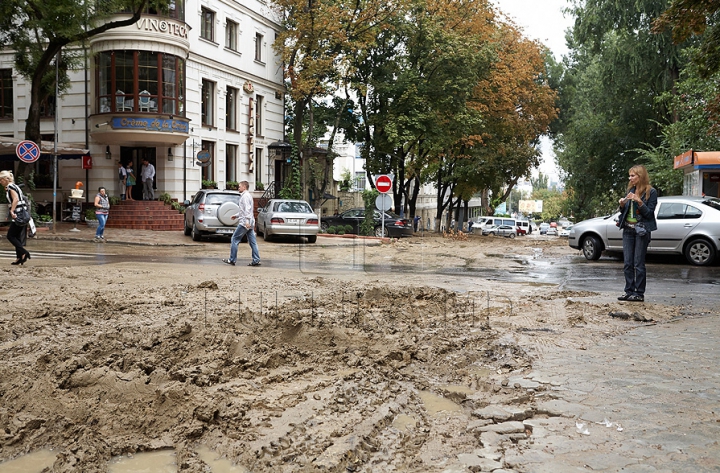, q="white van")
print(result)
[475,217,517,232]
[516,220,531,235]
